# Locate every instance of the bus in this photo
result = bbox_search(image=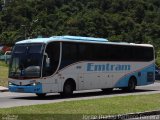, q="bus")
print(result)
[8,36,155,97]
